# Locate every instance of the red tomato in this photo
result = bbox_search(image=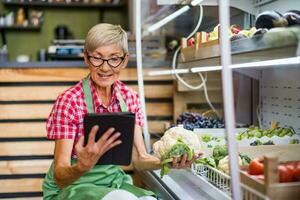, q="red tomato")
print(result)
[187,37,195,46]
[278,165,294,182]
[295,163,300,181]
[231,26,241,34]
[286,164,296,182]
[249,159,264,175]
[283,161,297,168]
